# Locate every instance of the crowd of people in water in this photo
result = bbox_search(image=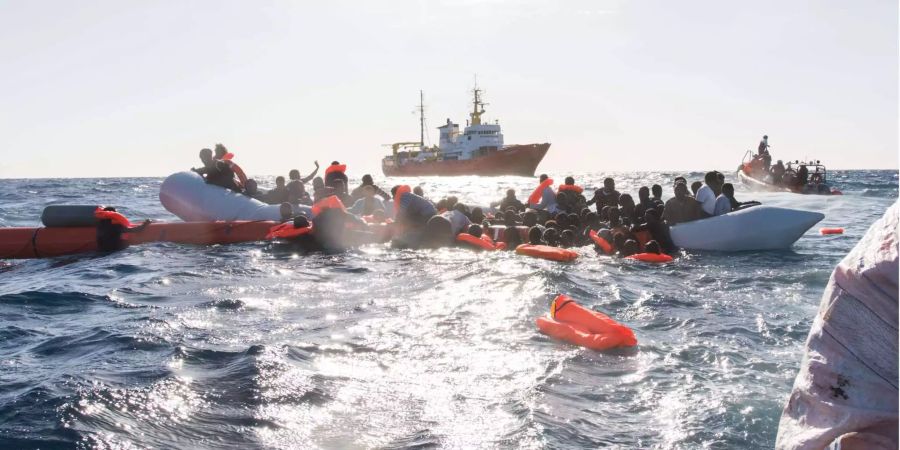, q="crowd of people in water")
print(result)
[190,144,760,256]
